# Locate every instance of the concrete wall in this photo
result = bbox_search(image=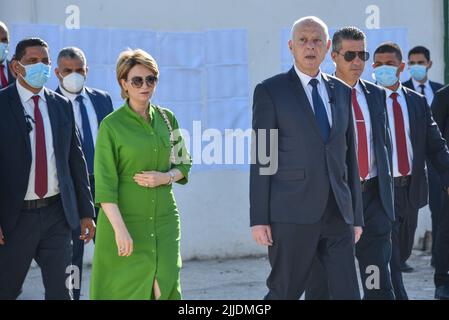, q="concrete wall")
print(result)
[1,0,443,261]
